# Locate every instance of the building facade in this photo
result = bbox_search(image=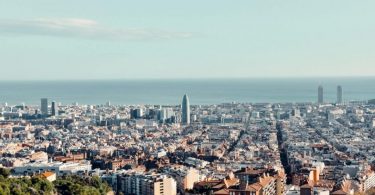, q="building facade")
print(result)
[117,173,177,195]
[337,85,343,104]
[318,86,323,104]
[41,98,48,115]
[181,94,190,125]
[51,101,58,116]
